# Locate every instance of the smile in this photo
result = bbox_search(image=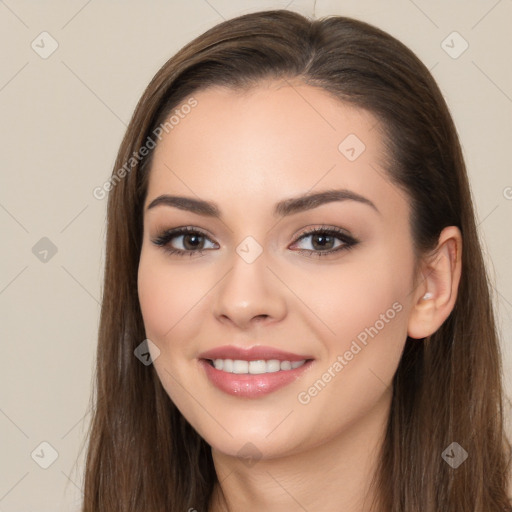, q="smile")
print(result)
[208,358,307,374]
[199,358,314,398]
